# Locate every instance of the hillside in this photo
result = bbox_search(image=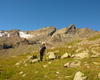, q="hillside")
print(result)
[0,24,100,59]
[0,33,100,80]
